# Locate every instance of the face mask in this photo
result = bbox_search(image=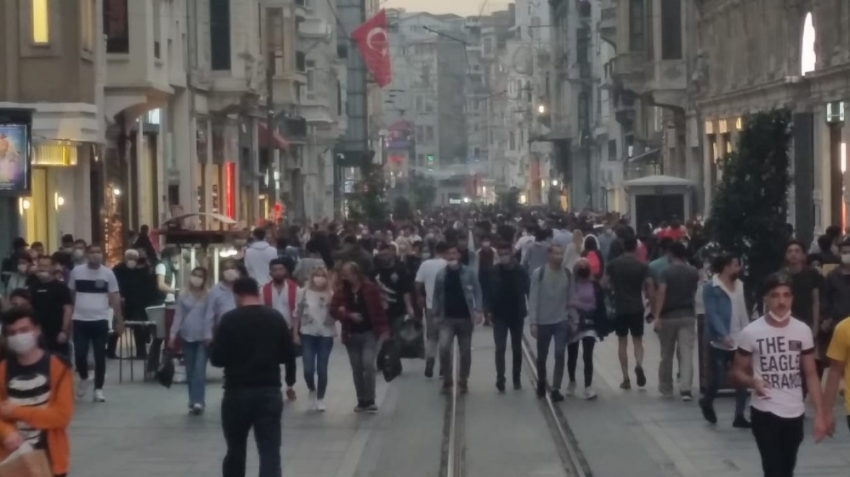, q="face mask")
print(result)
[447,260,459,267]
[189,276,204,288]
[223,269,240,282]
[172,260,181,270]
[17,264,28,274]
[499,255,511,265]
[841,254,850,265]
[126,260,137,269]
[89,254,103,265]
[36,271,50,281]
[7,332,37,355]
[72,249,84,259]
[312,276,328,287]
[768,311,791,323]
[482,242,491,248]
